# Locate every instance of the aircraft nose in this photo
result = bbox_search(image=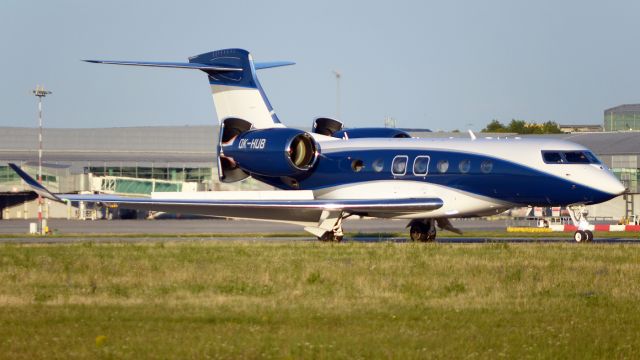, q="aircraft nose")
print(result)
[604,174,626,196]
[612,181,627,196]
